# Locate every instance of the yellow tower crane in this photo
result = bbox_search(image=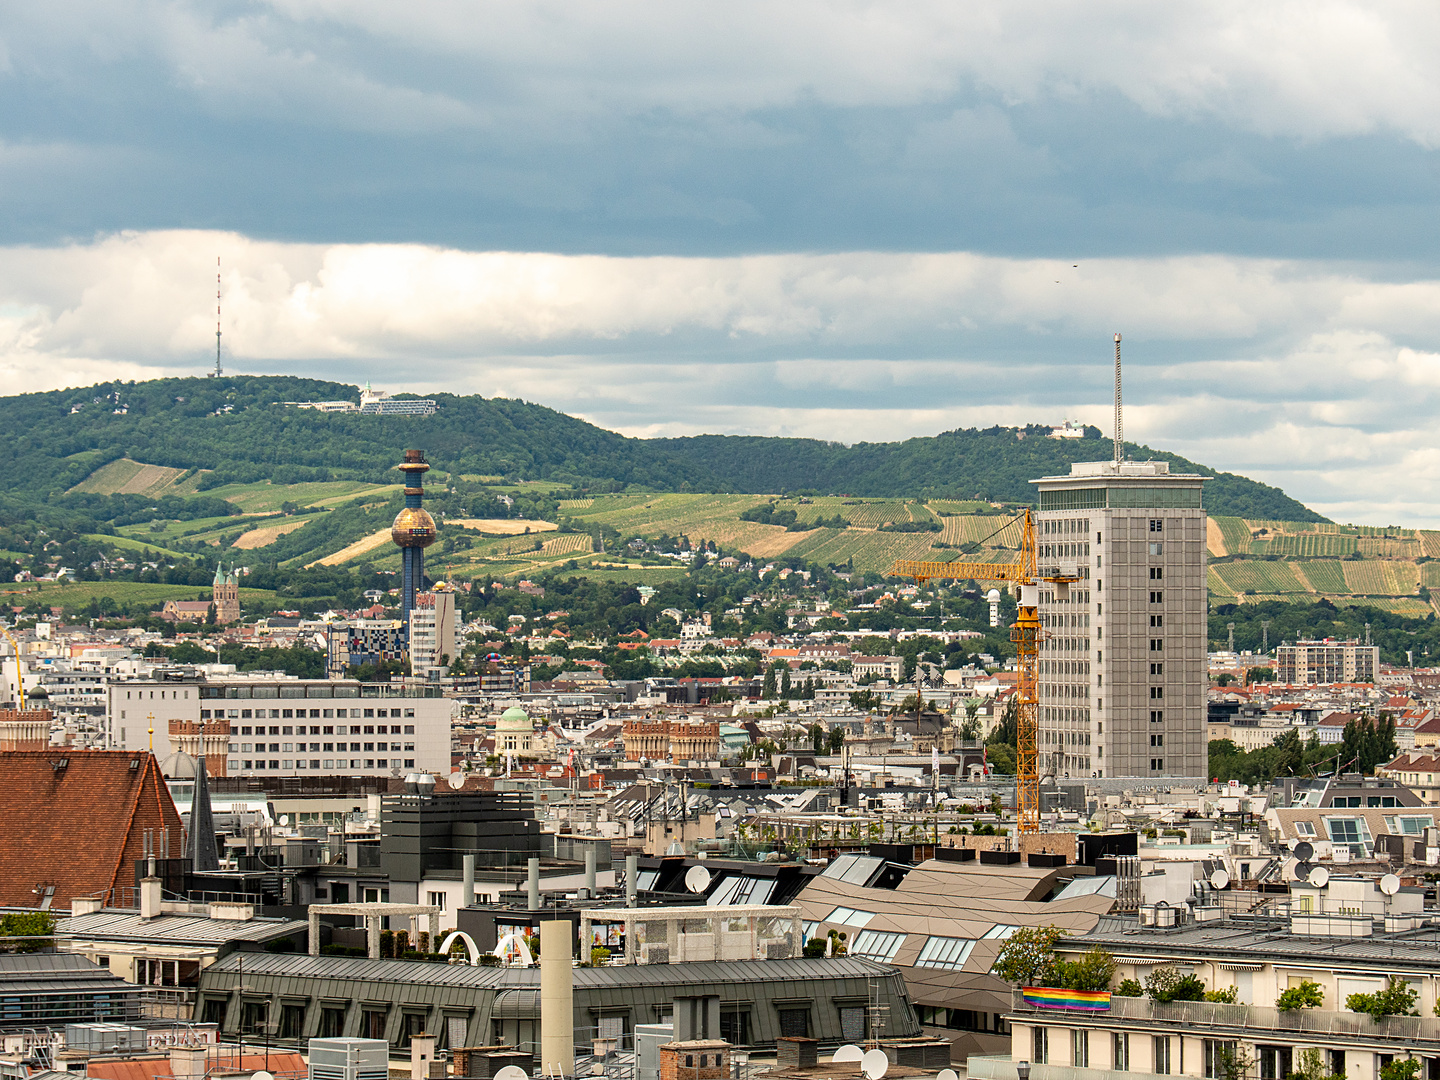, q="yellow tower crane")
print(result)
[888,508,1077,833]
